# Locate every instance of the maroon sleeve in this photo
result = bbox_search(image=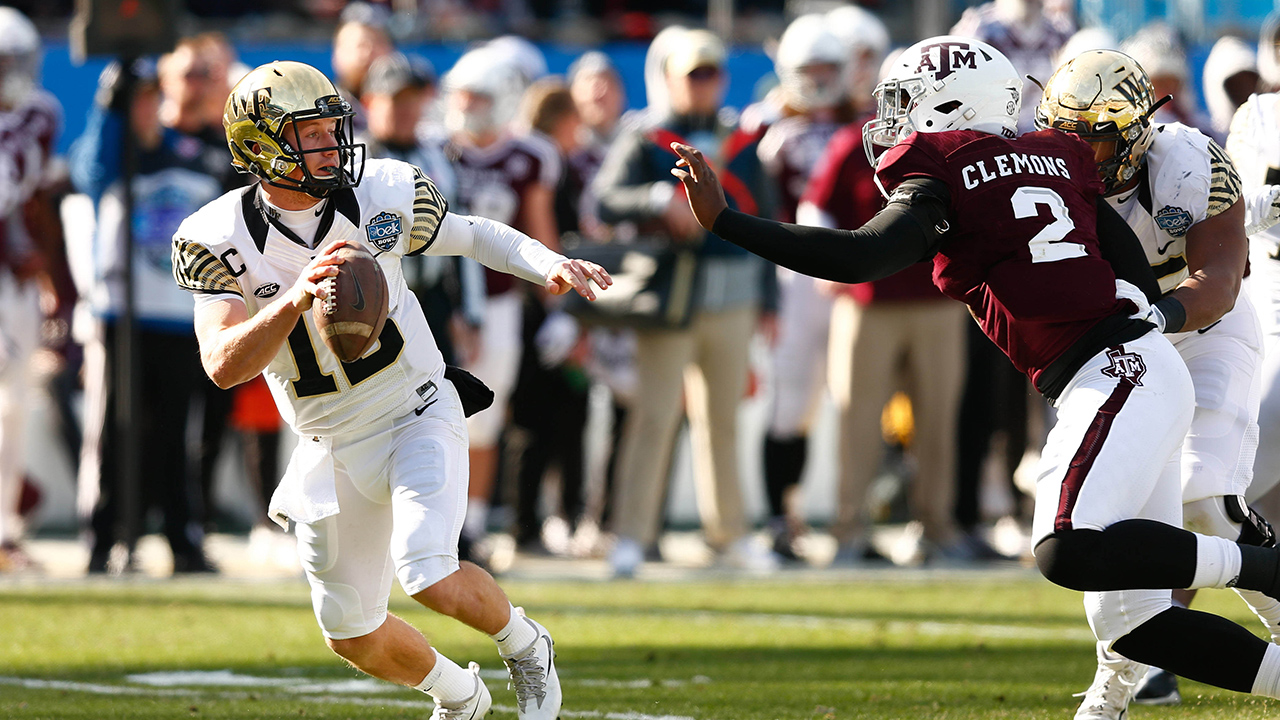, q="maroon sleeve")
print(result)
[873,135,952,195]
[804,128,947,305]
